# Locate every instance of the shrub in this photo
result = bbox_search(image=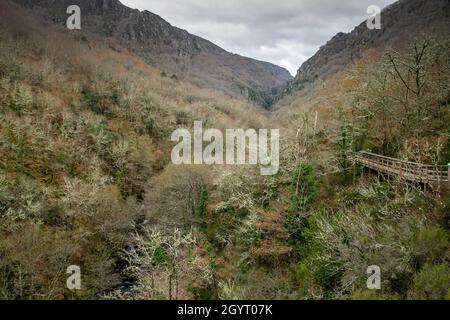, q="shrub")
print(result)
[290,161,316,212]
[407,263,450,300]
[81,80,121,116]
[285,161,317,246]
[0,79,33,115]
[411,226,448,268]
[122,228,214,300]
